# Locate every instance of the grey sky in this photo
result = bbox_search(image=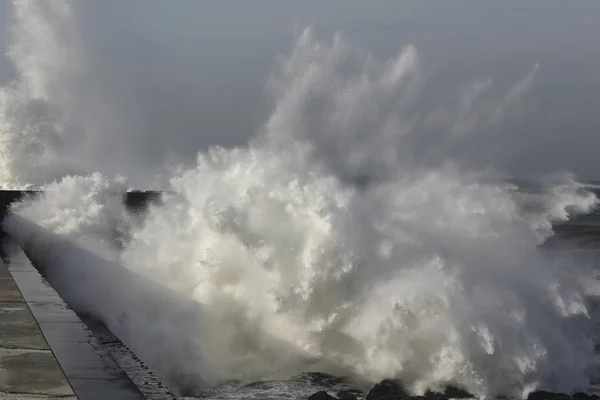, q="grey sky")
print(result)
[1,1,600,180]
